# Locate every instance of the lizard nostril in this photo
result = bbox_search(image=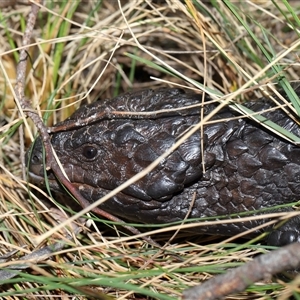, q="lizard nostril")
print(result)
[32,154,41,164]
